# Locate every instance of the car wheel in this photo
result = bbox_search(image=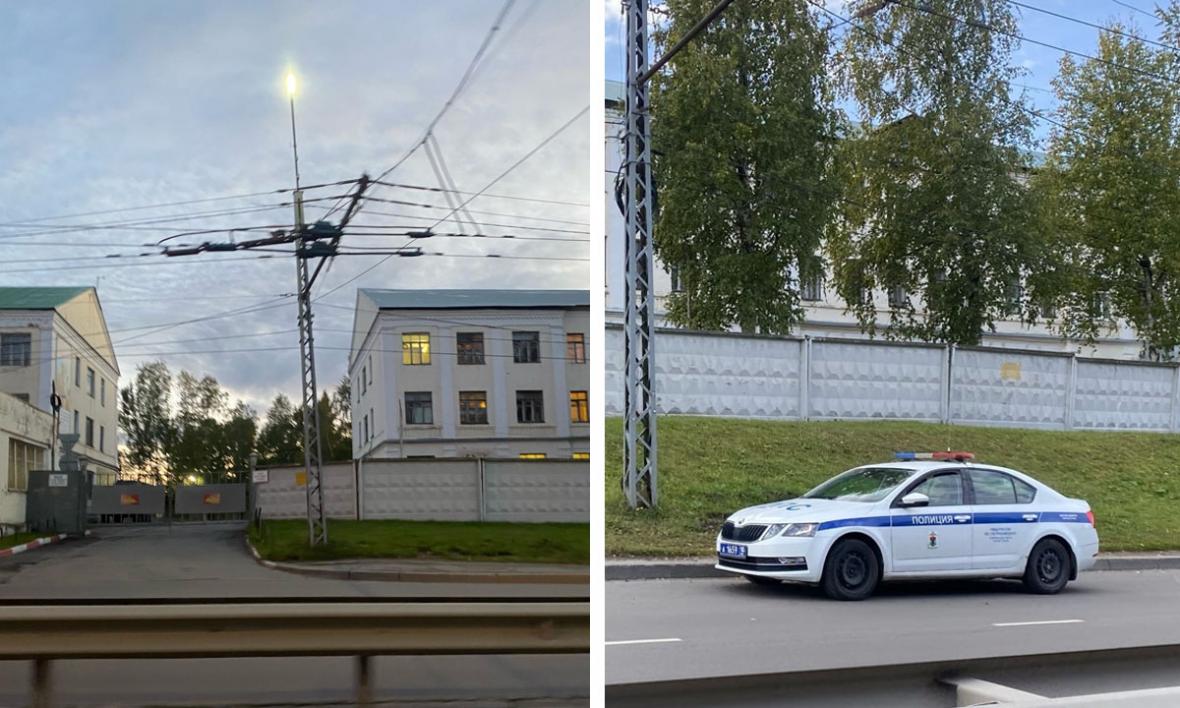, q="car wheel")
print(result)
[1024,538,1071,594]
[821,538,880,601]
[743,574,781,587]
